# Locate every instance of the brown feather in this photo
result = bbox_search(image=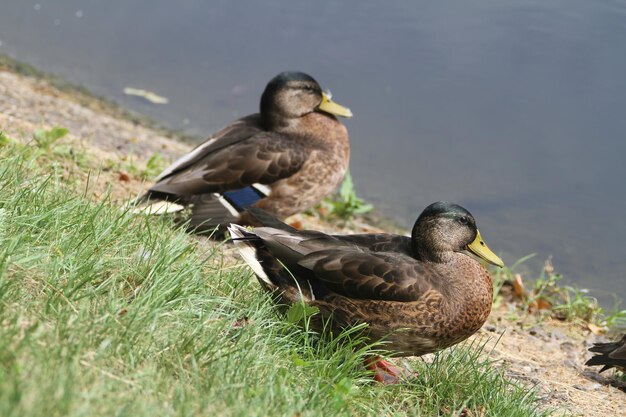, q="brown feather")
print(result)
[149,131,308,196]
[586,334,626,372]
